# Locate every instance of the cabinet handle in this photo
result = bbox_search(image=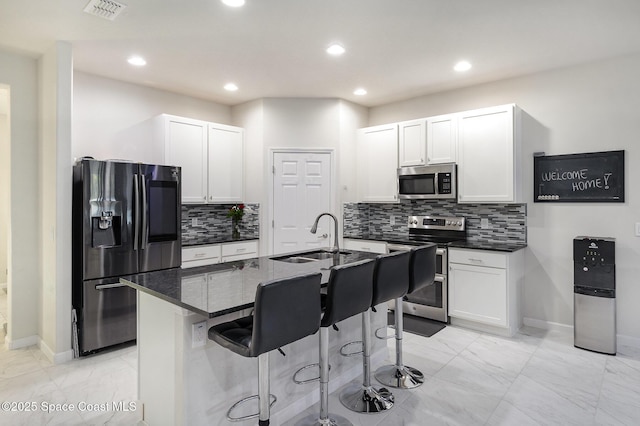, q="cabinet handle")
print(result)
[236,248,246,253]
[468,258,483,263]
[194,253,206,258]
